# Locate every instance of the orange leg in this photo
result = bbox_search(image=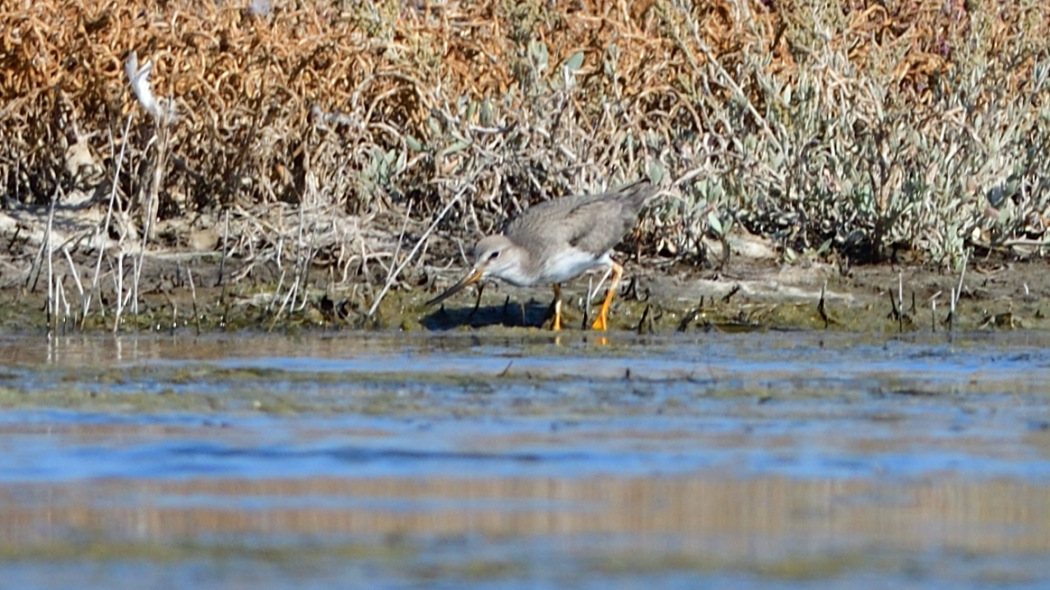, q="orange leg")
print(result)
[551,283,563,331]
[591,261,623,331]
